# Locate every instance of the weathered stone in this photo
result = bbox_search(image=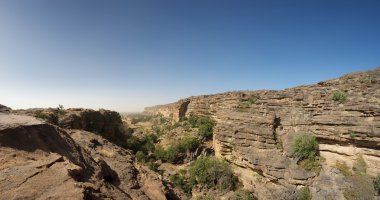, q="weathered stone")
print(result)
[145,67,380,199]
[0,112,158,199]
